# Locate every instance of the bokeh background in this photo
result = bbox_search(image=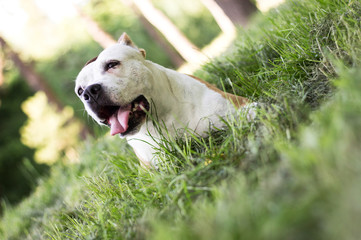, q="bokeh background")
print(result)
[0,0,282,206]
